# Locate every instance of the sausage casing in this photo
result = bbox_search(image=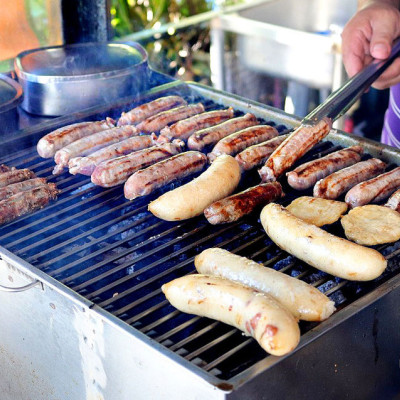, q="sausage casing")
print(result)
[345,166,400,208]
[287,145,364,190]
[136,103,205,133]
[91,141,184,187]
[204,182,283,224]
[37,119,115,158]
[162,274,300,356]
[148,154,241,221]
[208,124,279,162]
[0,168,36,188]
[385,188,400,211]
[260,203,387,281]
[259,118,332,182]
[187,113,259,151]
[68,135,154,176]
[0,178,48,201]
[124,151,207,200]
[117,95,187,126]
[157,108,234,142]
[194,248,336,321]
[313,158,387,199]
[235,135,288,171]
